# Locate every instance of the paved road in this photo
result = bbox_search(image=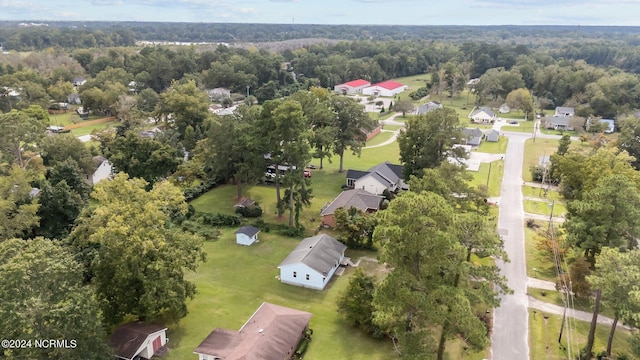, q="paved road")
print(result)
[491,132,531,360]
